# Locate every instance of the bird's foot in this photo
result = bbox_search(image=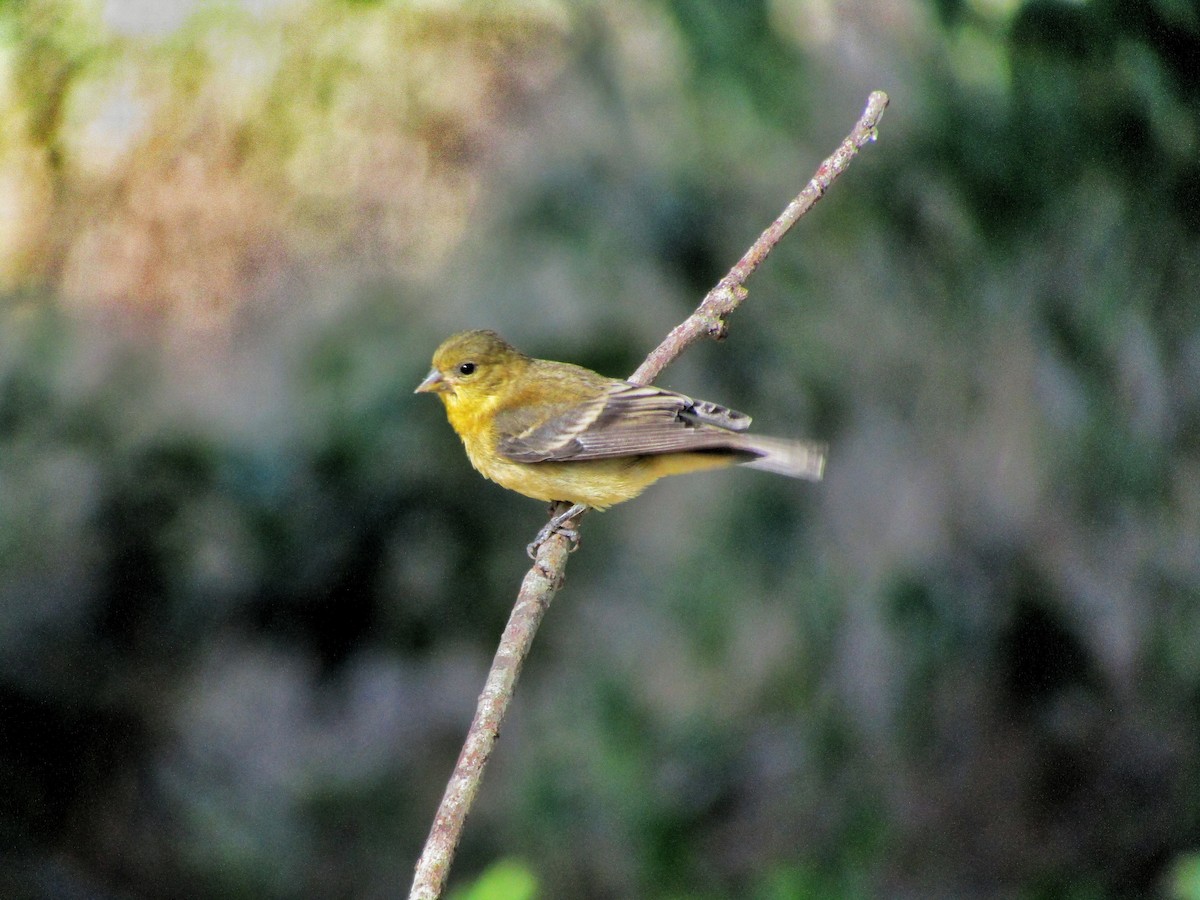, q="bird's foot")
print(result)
[527,503,588,559]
